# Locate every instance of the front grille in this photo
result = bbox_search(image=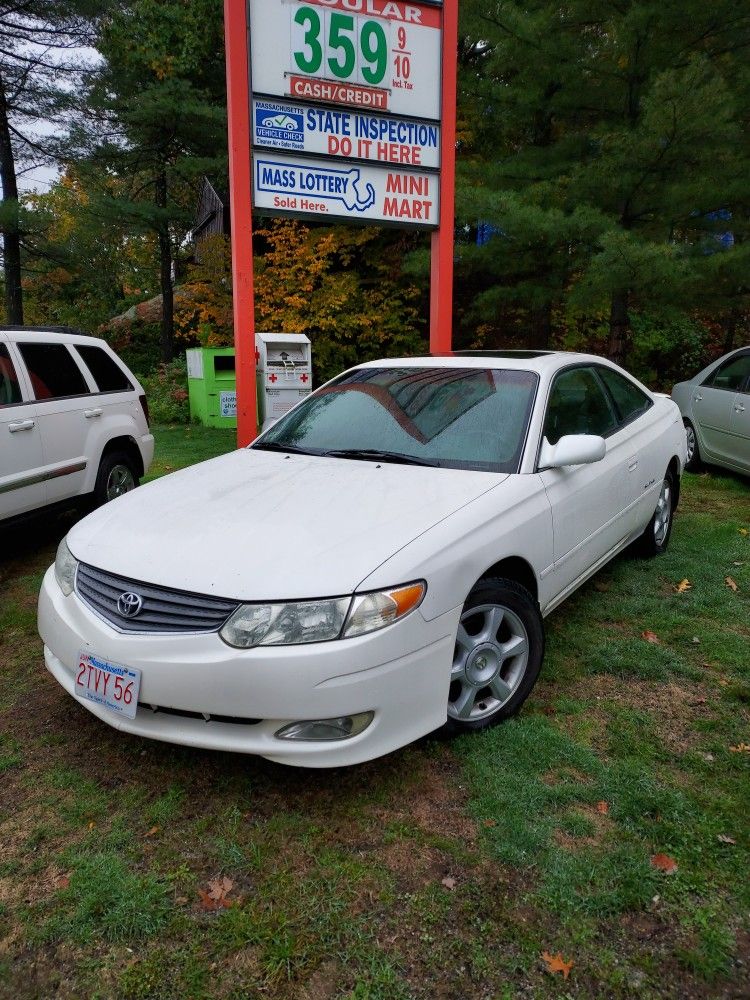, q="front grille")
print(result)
[75,562,239,634]
[138,703,262,725]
